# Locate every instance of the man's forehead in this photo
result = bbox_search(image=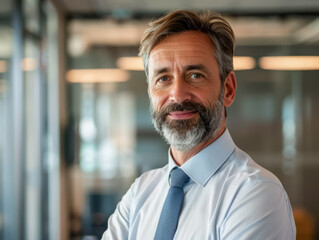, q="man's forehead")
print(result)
[150,31,214,55]
[148,31,216,73]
